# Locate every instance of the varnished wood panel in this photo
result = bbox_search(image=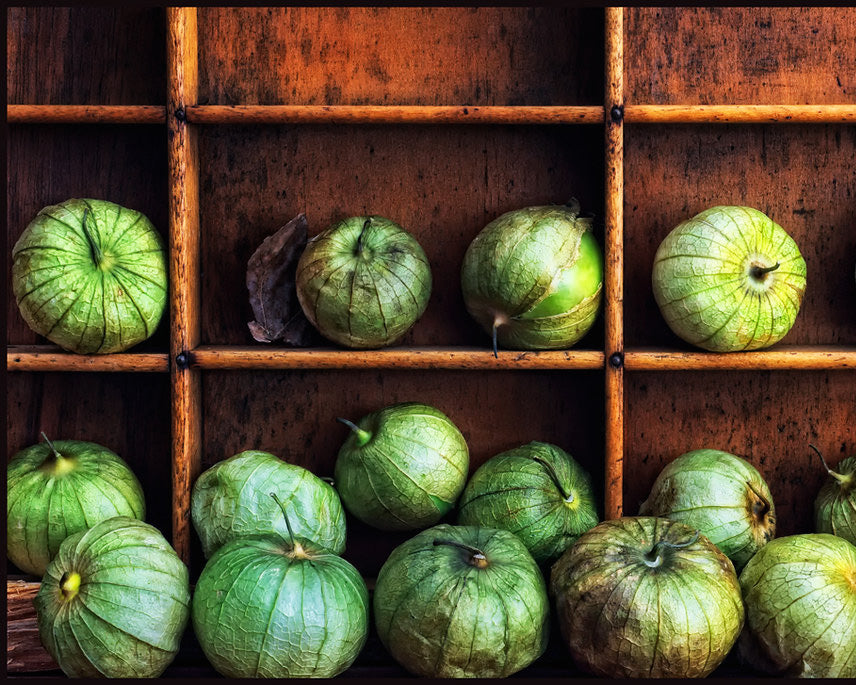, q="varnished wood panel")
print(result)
[198,124,605,349]
[624,125,856,347]
[196,7,603,106]
[624,371,856,539]
[199,369,605,576]
[625,7,856,105]
[6,7,166,105]
[6,373,172,576]
[6,125,170,349]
